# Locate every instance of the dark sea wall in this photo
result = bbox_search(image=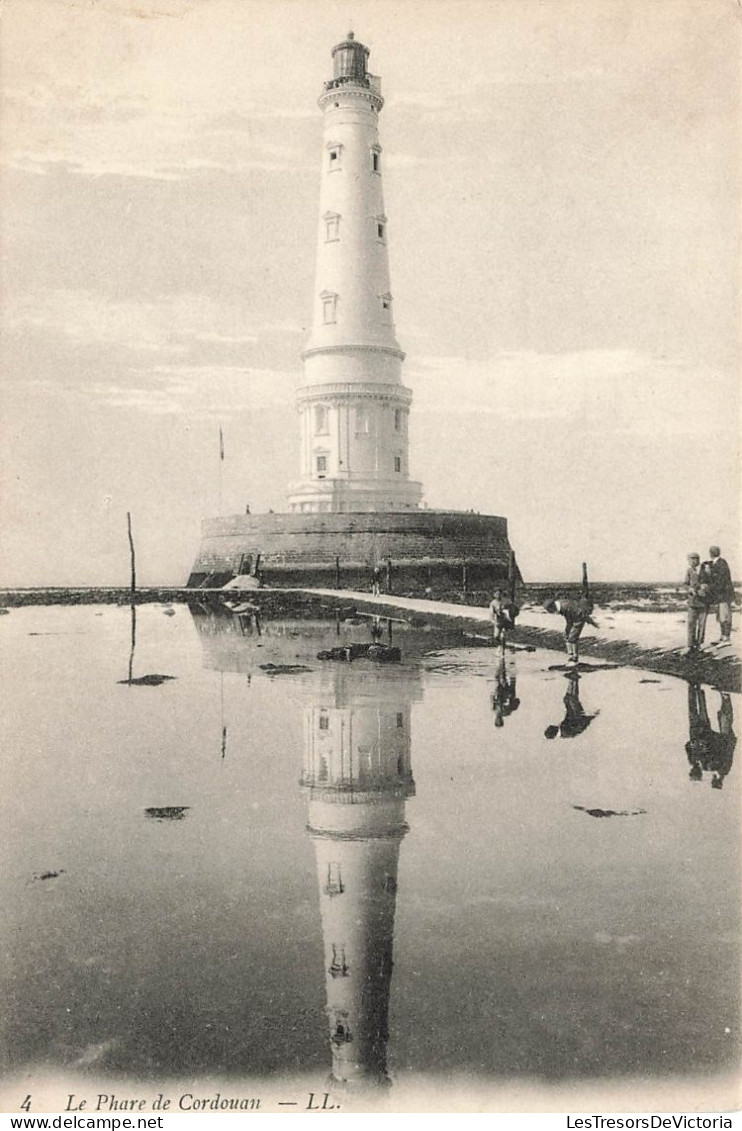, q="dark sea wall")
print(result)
[187,509,516,594]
